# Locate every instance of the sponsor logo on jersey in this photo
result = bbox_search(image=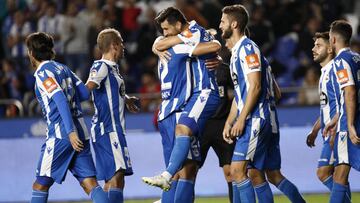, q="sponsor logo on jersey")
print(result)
[245,54,260,69]
[43,77,58,93]
[336,69,349,84]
